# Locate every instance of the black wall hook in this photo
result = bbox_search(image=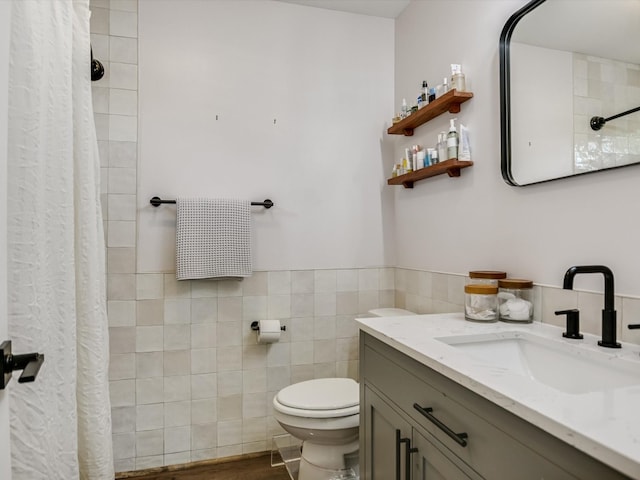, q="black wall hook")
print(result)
[91,47,104,82]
